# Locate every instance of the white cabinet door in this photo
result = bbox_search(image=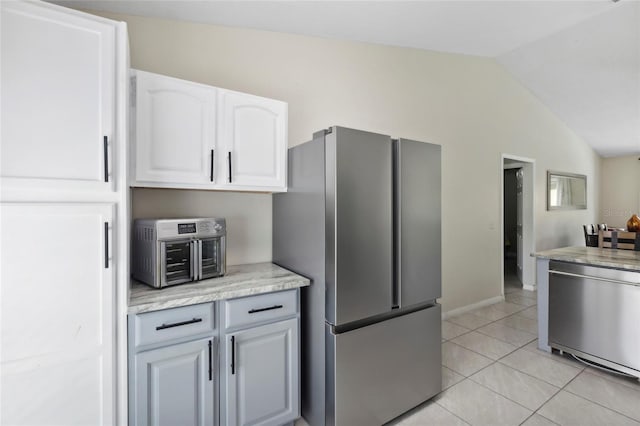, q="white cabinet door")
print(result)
[134,70,217,186]
[218,90,288,191]
[131,71,288,192]
[0,203,115,426]
[224,318,299,426]
[1,1,115,193]
[134,338,215,426]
